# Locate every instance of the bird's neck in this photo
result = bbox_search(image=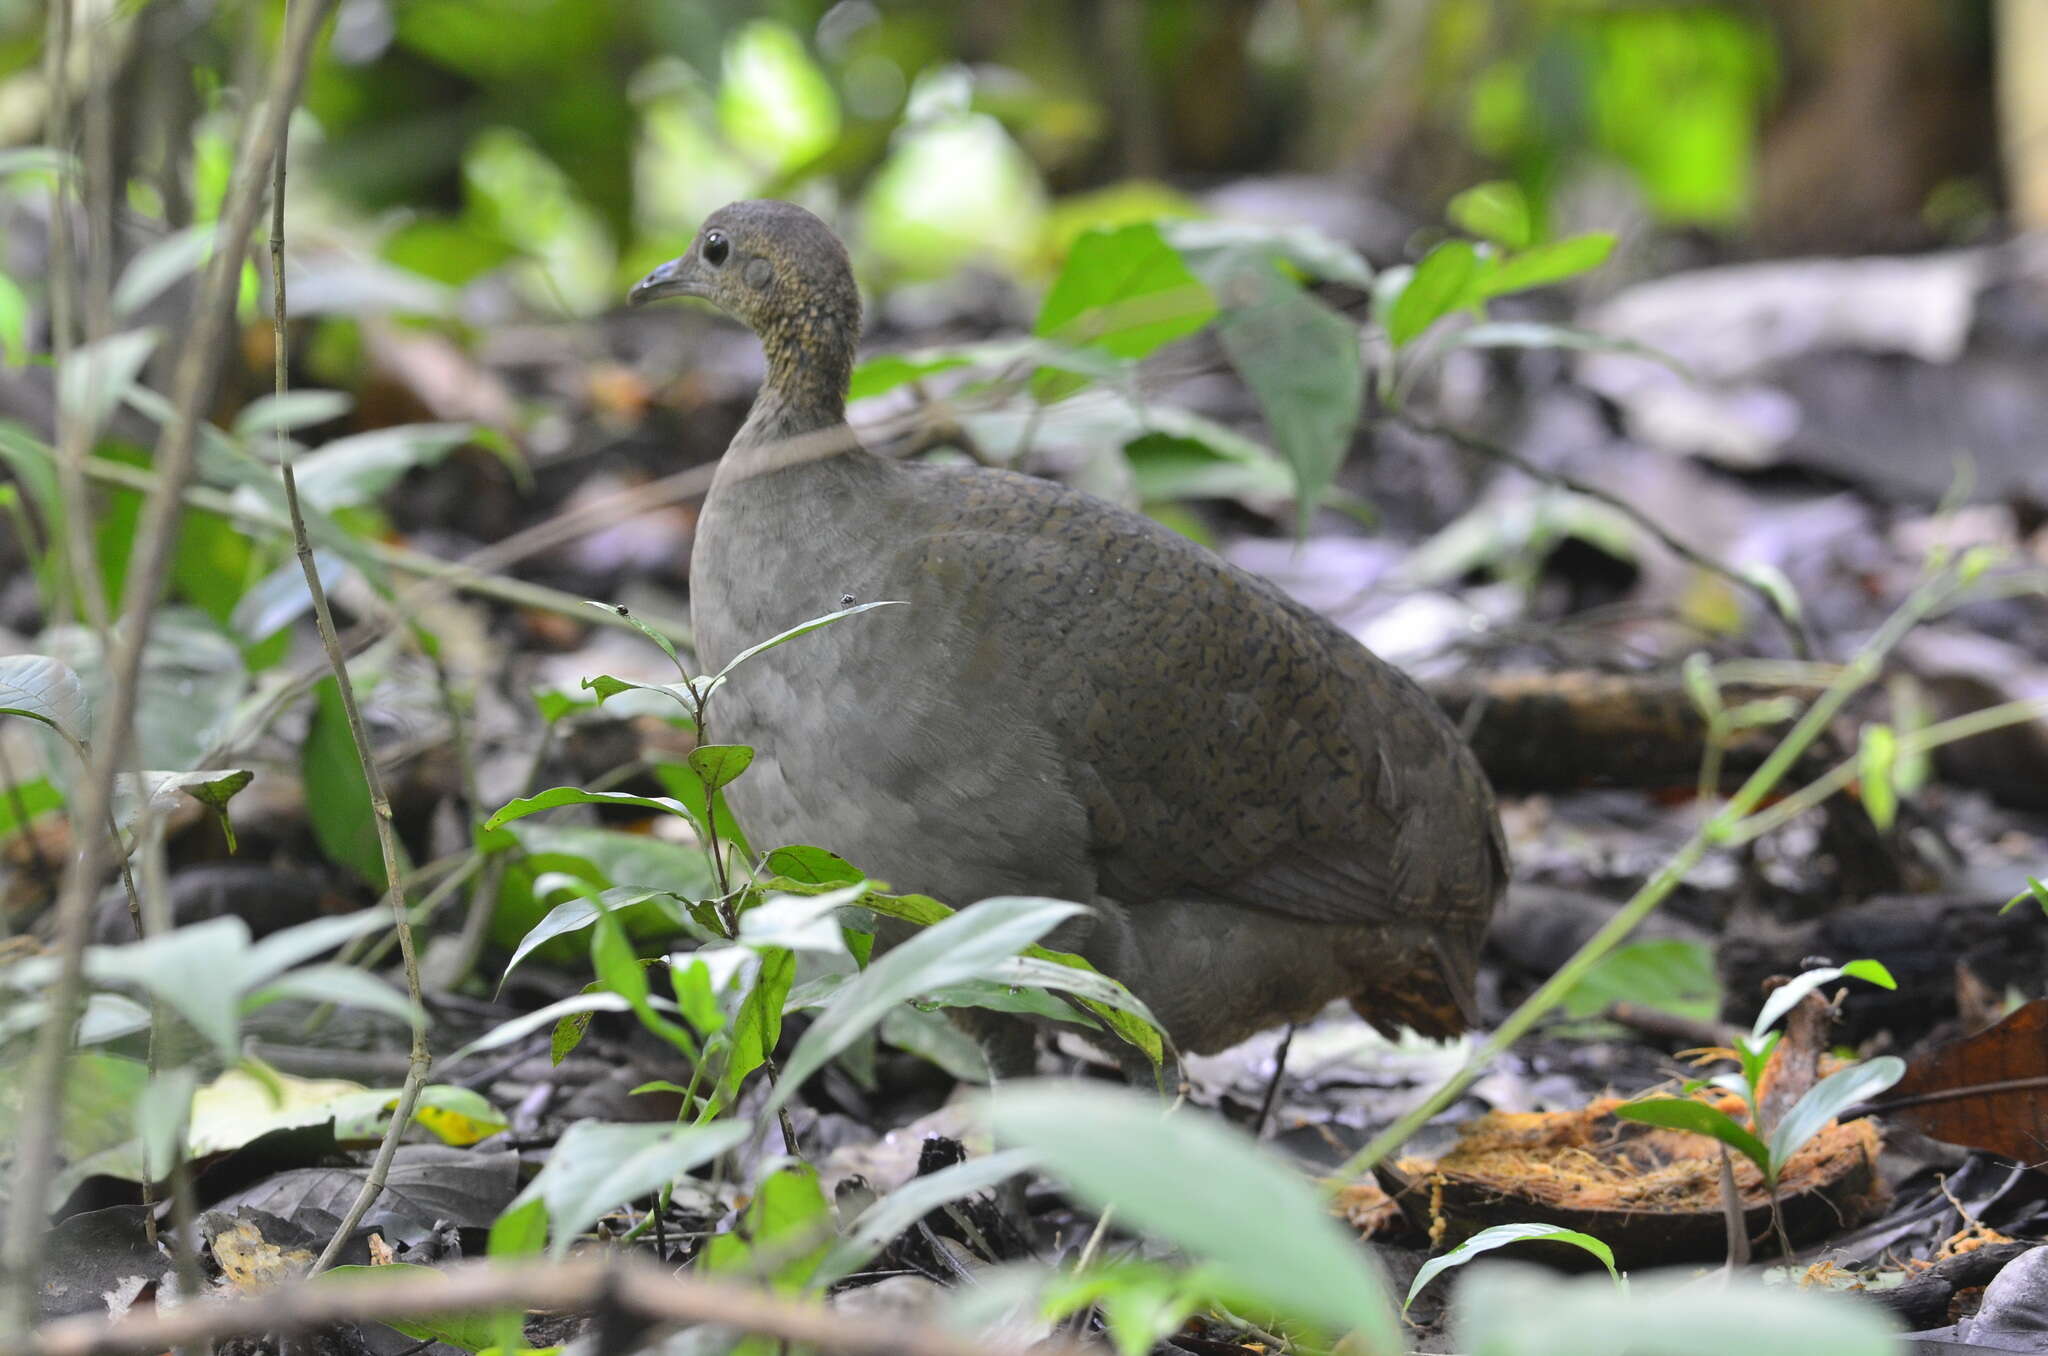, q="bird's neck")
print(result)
[719,316,859,487]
